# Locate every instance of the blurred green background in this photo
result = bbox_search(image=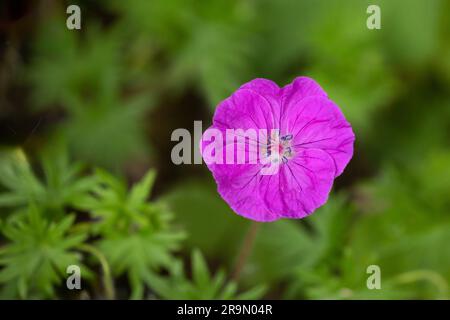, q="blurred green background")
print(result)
[0,0,449,299]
